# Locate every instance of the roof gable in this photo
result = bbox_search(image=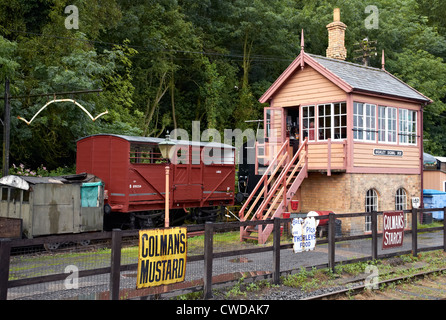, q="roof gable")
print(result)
[259,52,432,104]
